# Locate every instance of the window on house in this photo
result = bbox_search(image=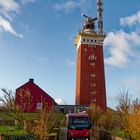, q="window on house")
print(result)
[36,103,43,110]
